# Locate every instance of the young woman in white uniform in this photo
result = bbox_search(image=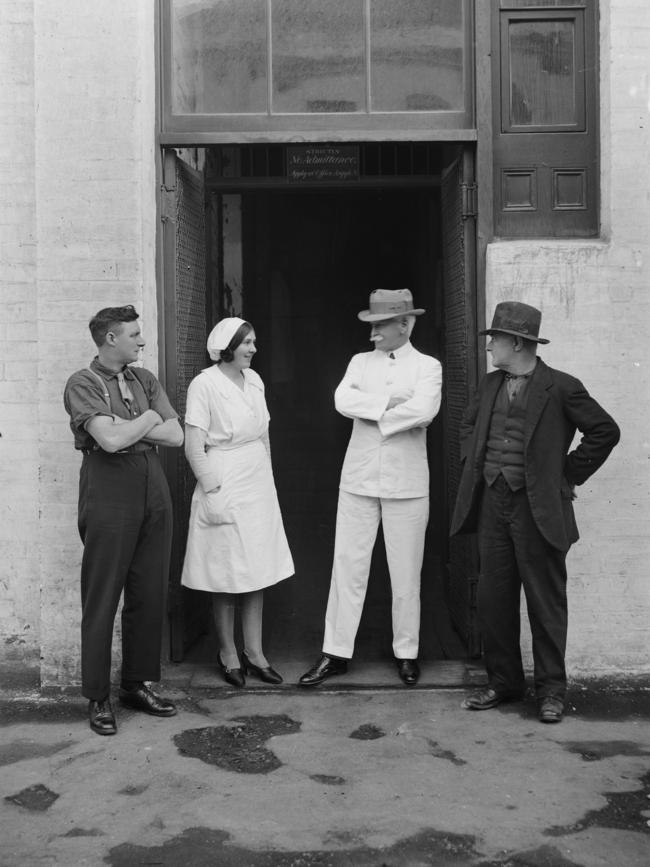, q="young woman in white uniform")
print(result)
[181,318,294,686]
